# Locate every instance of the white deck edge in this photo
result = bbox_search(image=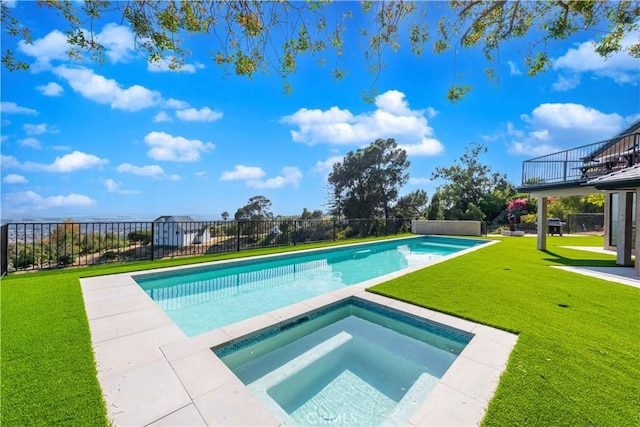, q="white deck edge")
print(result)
[80,237,516,426]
